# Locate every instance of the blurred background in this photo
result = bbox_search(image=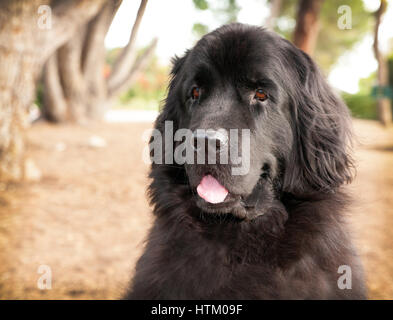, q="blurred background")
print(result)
[0,0,392,299]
